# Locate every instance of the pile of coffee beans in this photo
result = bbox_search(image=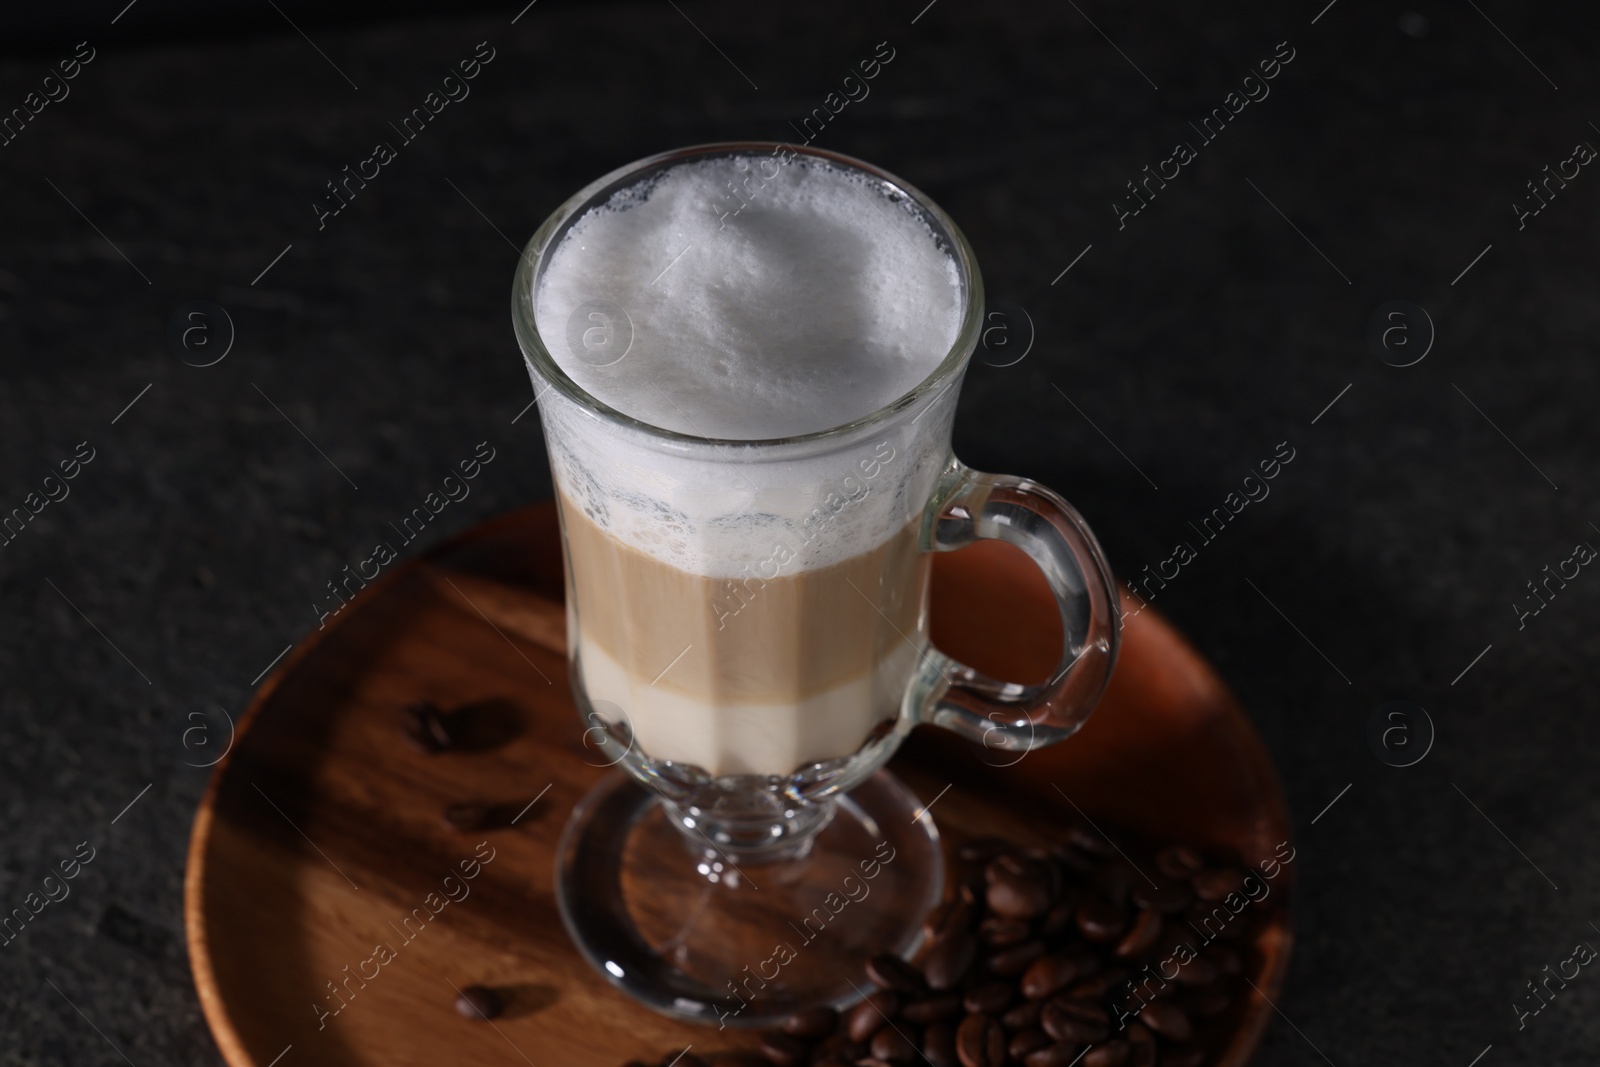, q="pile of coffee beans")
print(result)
[623,826,1280,1067]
